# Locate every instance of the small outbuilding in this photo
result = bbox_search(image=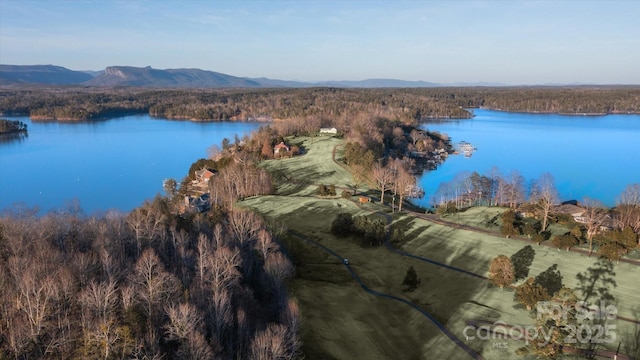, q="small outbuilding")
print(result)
[320,127,338,135]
